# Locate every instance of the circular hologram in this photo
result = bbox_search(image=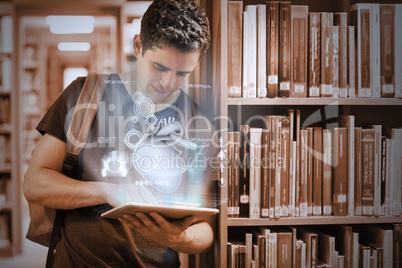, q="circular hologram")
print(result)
[132,146,160,174]
[124,129,143,150]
